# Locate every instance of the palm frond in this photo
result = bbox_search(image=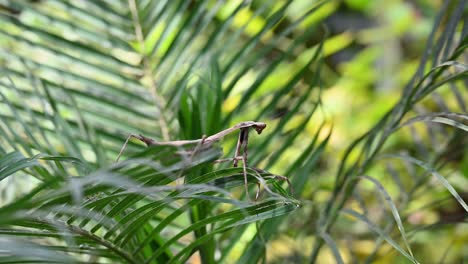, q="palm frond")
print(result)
[1,0,329,262]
